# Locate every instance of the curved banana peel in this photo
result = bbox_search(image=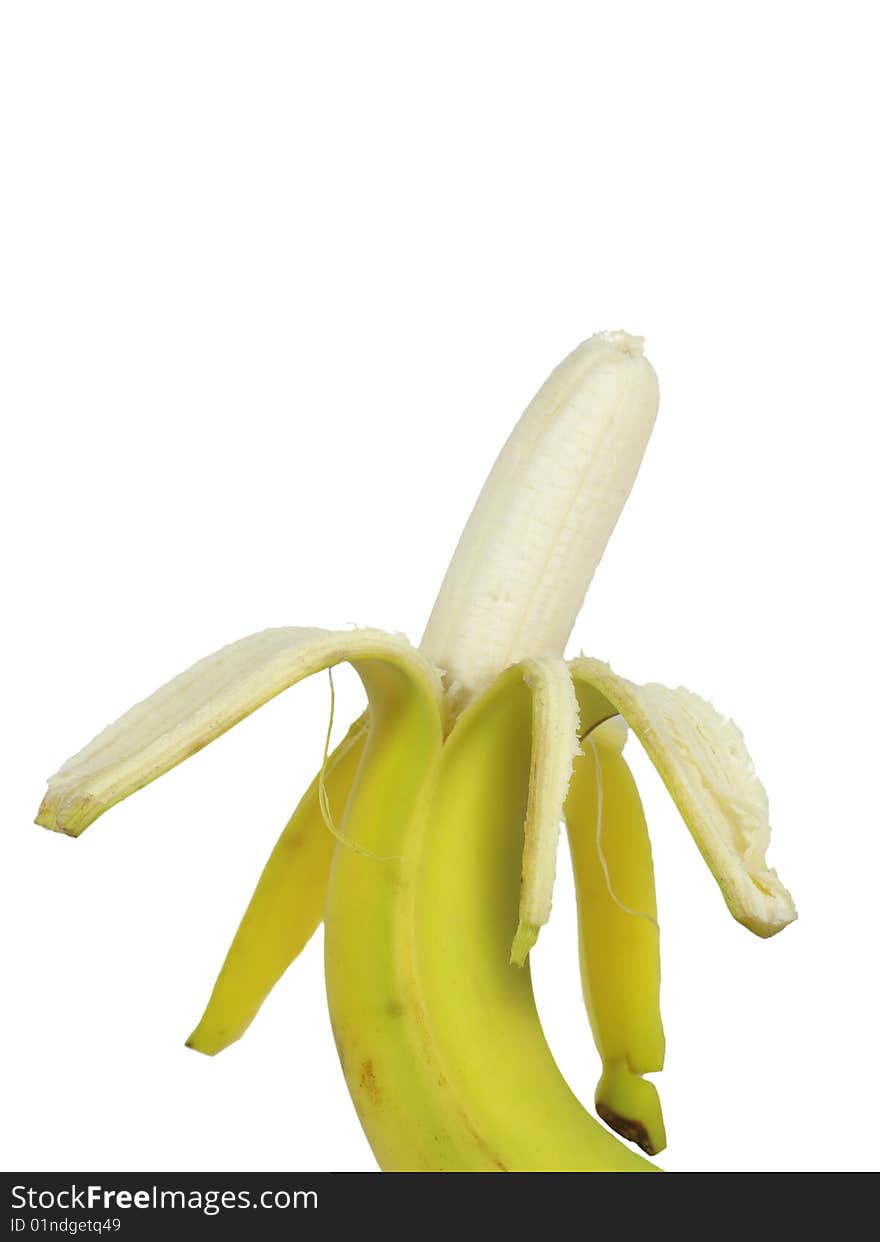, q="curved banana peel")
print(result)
[510,659,584,965]
[569,658,797,938]
[36,627,444,837]
[324,647,459,1170]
